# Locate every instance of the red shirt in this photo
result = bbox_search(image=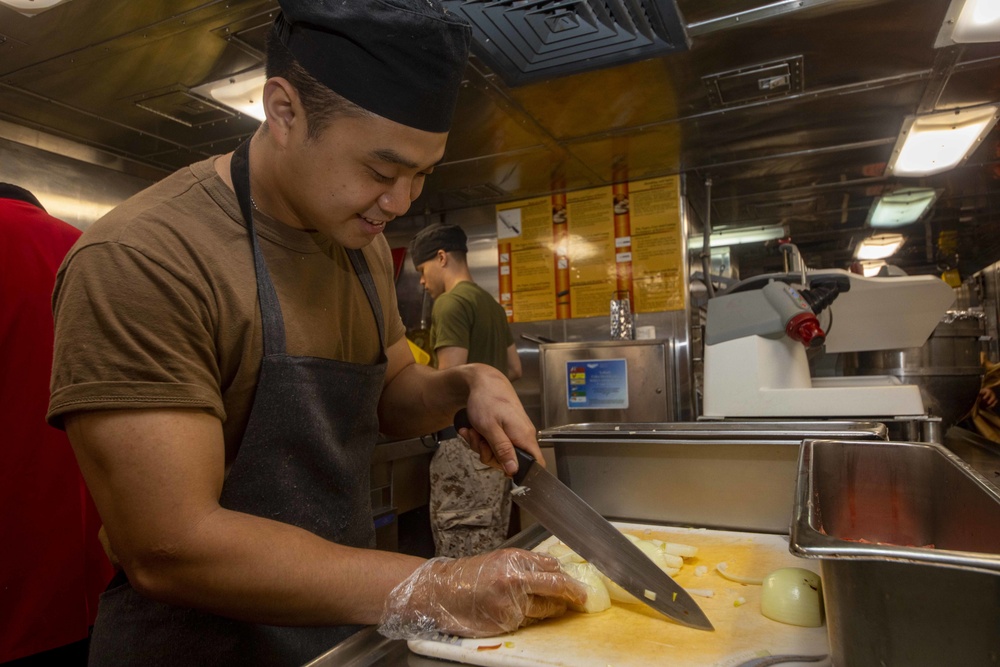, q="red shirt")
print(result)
[0,198,114,661]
